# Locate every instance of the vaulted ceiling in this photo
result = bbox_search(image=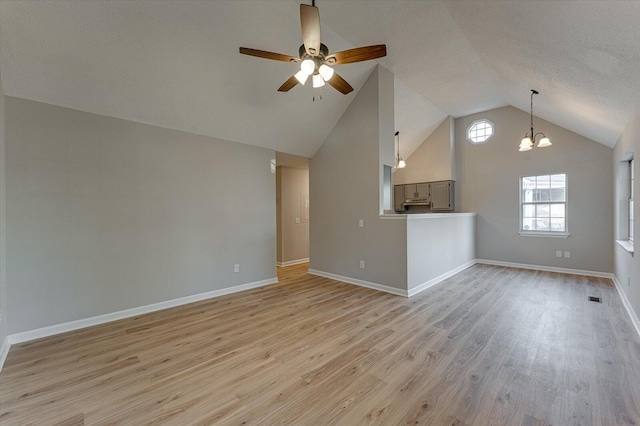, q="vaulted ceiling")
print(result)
[1,1,639,159]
